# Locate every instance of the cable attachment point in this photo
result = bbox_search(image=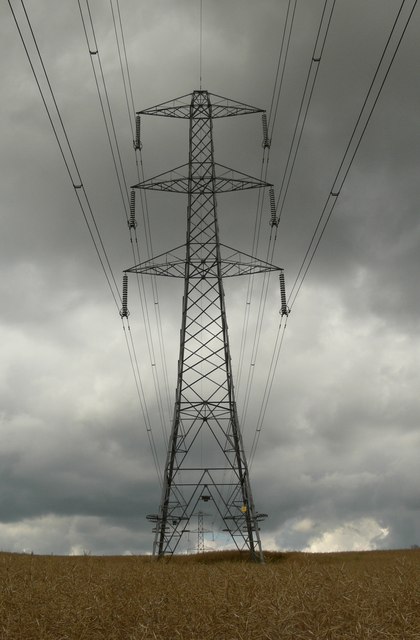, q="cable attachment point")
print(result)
[119,273,130,318]
[128,190,137,229]
[269,187,278,227]
[133,114,143,150]
[279,272,290,317]
[261,112,271,149]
